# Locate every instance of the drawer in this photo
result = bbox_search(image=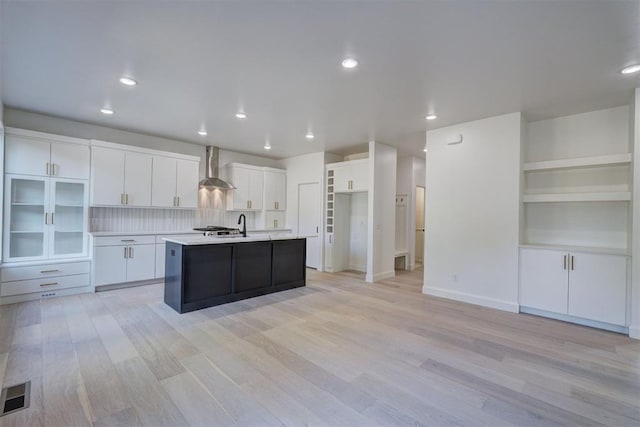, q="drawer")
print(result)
[155,234,200,244]
[94,235,156,246]
[1,261,90,282]
[1,274,90,297]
